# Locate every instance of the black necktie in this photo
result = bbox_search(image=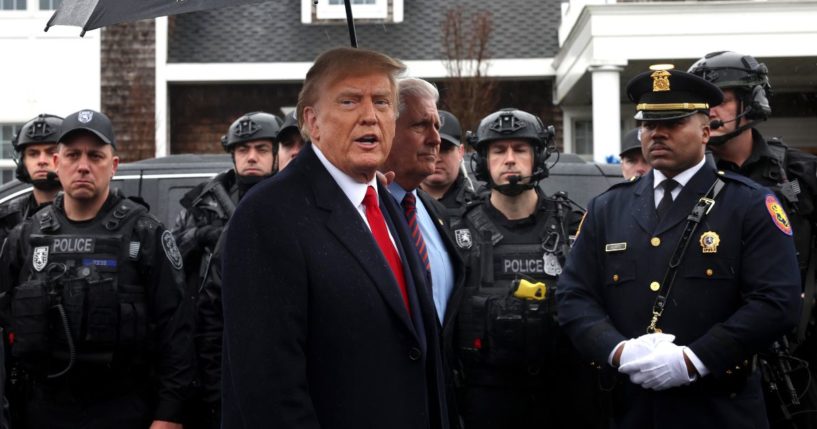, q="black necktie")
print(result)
[656,179,679,221]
